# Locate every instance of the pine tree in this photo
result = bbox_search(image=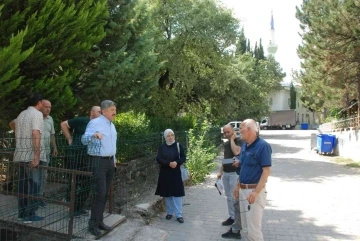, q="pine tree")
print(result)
[76,0,160,113]
[236,27,247,55]
[0,0,108,125]
[290,81,297,109]
[296,0,360,115]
